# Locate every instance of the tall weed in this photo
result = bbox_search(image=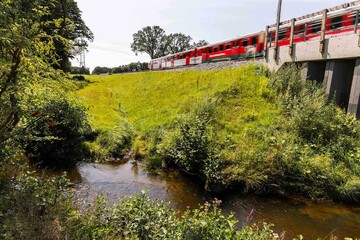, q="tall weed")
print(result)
[269,65,360,202]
